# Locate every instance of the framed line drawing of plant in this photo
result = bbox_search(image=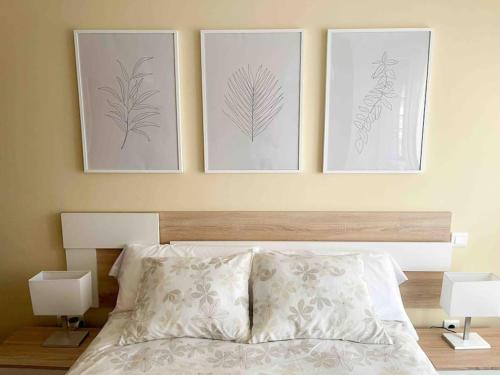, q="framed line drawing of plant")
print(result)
[323,29,432,173]
[74,30,182,173]
[201,30,303,173]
